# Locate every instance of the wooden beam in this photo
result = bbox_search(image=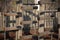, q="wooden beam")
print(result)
[23,21,32,24]
[40,10,57,13]
[4,13,17,16]
[0,27,19,32]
